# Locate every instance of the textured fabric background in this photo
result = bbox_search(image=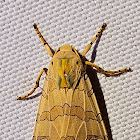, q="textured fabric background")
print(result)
[0,0,140,140]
